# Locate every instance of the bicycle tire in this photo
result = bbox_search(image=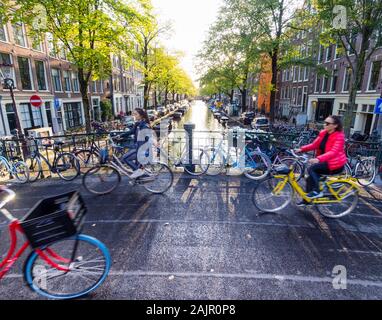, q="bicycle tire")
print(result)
[204,148,226,176]
[243,151,271,181]
[24,156,42,182]
[14,161,30,183]
[252,177,293,213]
[141,162,174,194]
[75,150,100,174]
[24,234,111,300]
[55,152,80,181]
[183,149,210,176]
[316,181,359,219]
[82,165,121,195]
[355,159,376,186]
[279,157,304,182]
